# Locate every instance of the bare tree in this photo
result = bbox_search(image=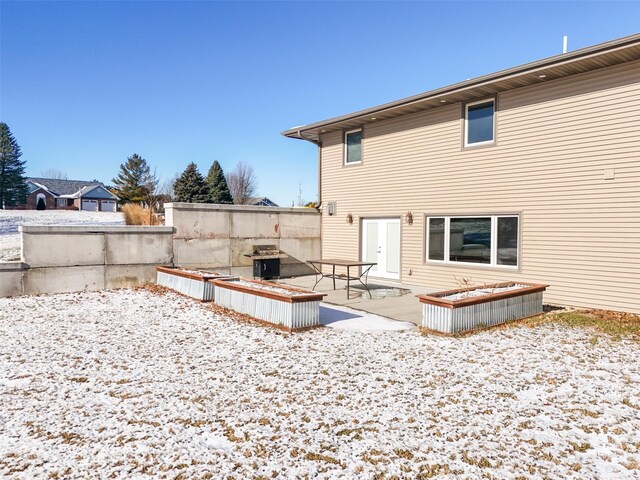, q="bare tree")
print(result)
[158,174,178,199]
[226,162,257,205]
[142,168,161,221]
[40,168,67,179]
[151,173,179,214]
